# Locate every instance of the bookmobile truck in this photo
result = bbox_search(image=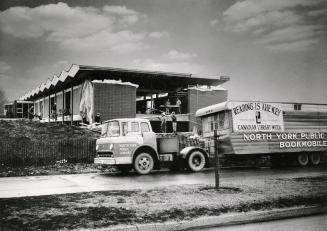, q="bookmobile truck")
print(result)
[195,101,327,167]
[94,101,327,174]
[94,118,207,175]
